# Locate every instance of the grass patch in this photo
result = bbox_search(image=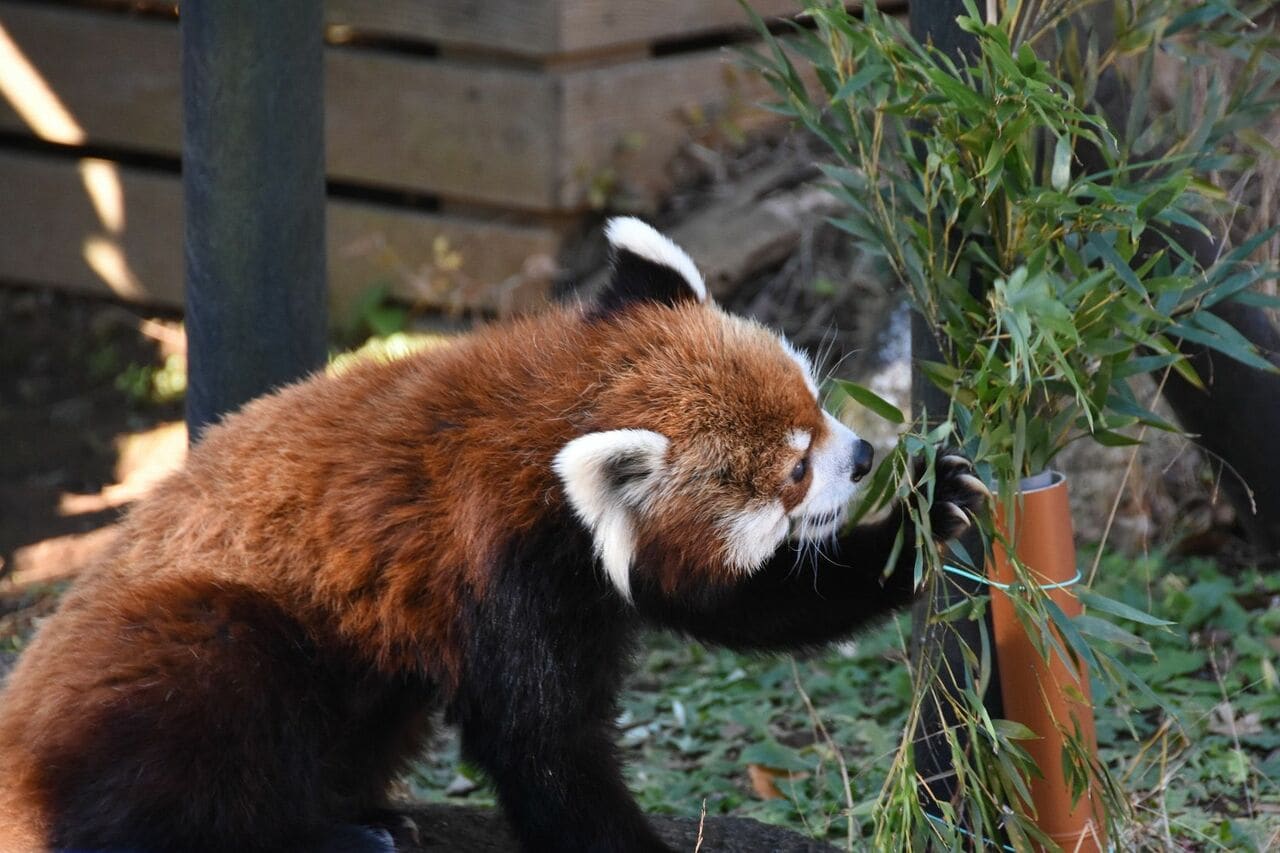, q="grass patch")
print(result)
[410,551,1280,849]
